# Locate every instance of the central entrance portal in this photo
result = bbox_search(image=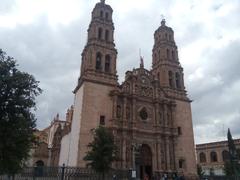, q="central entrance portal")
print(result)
[135,144,152,179]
